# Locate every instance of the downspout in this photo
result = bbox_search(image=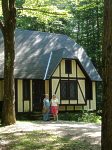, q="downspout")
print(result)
[44,51,53,80]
